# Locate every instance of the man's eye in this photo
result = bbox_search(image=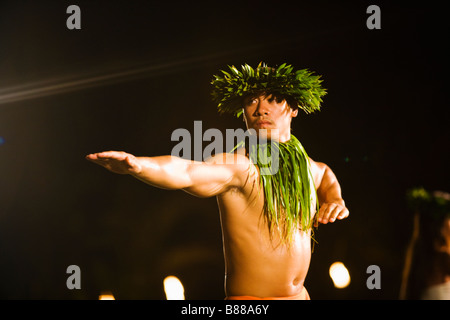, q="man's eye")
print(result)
[244,98,258,106]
